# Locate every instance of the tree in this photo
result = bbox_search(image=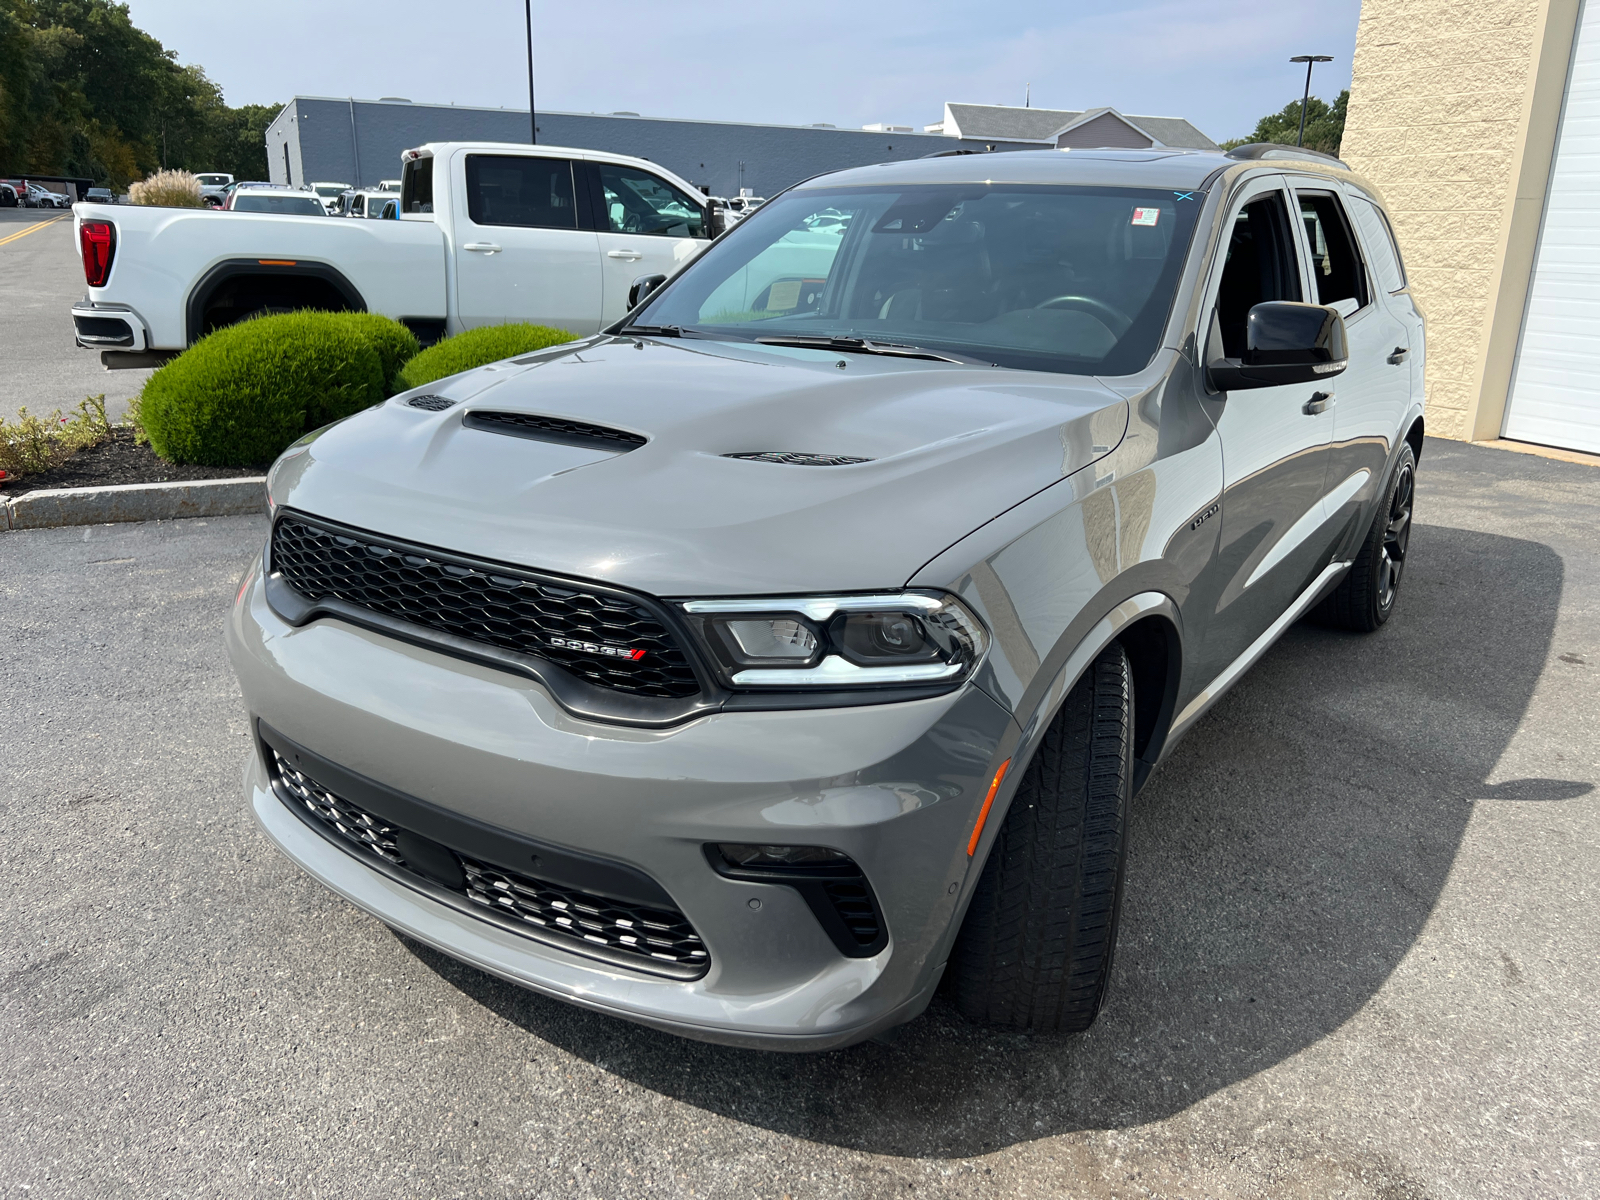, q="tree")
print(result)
[0,0,281,188]
[1221,90,1348,157]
